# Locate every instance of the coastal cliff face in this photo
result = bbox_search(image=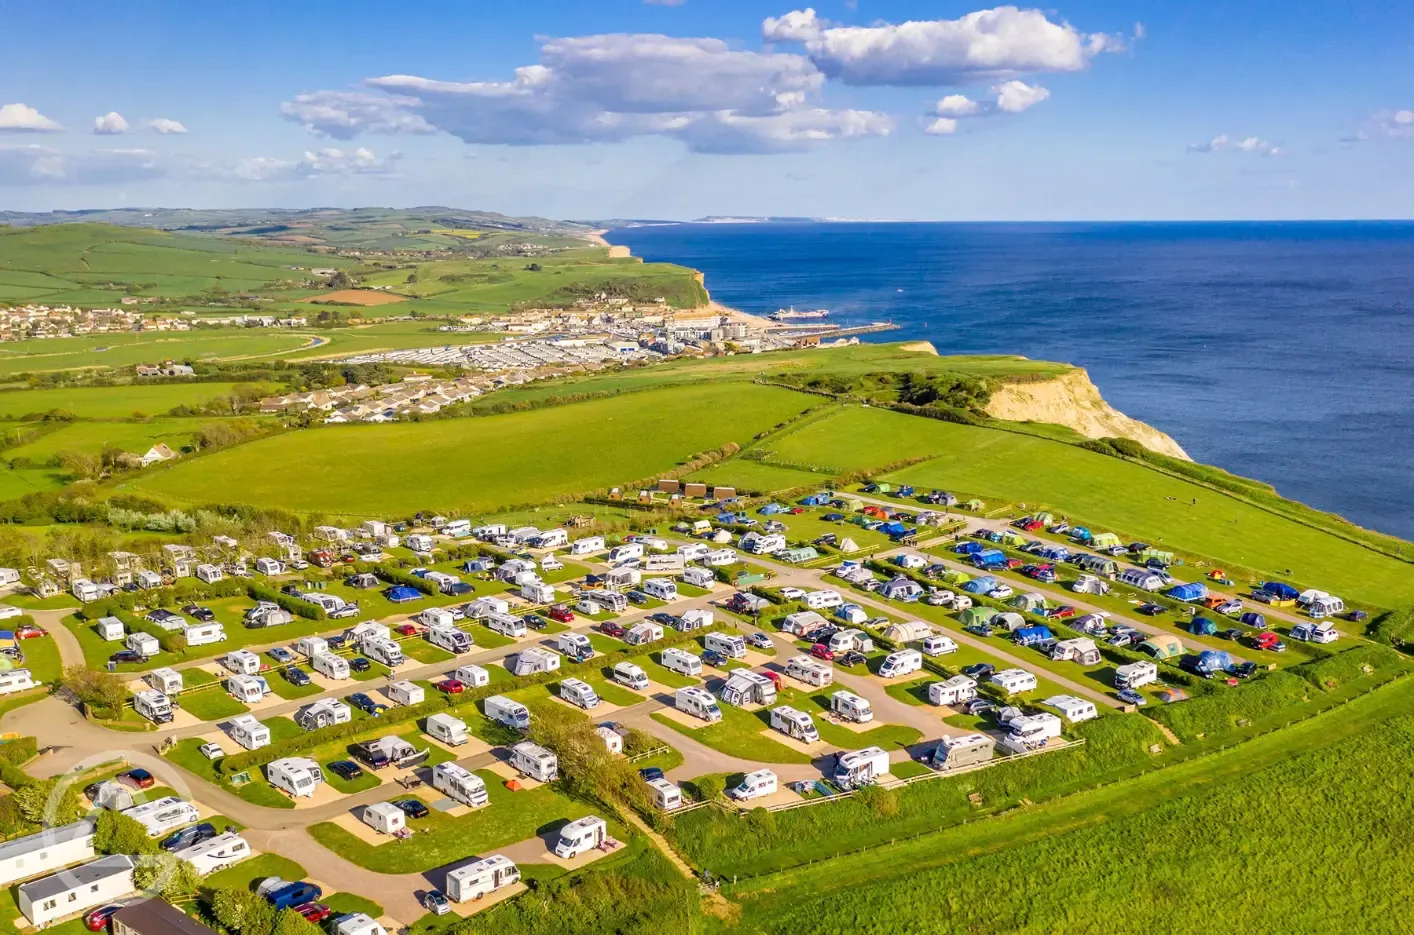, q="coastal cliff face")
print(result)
[986,369,1192,461]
